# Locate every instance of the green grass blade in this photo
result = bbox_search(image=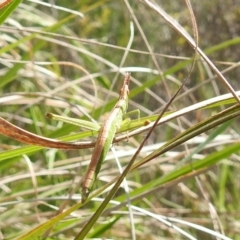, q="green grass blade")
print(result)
[0,0,22,25]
